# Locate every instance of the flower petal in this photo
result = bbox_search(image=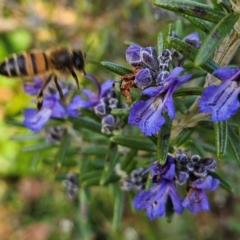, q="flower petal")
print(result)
[135,68,153,89]
[100,80,115,98]
[140,47,158,70]
[213,68,239,81]
[128,96,165,136]
[126,45,142,67]
[24,108,52,132]
[198,80,240,121]
[24,78,43,95]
